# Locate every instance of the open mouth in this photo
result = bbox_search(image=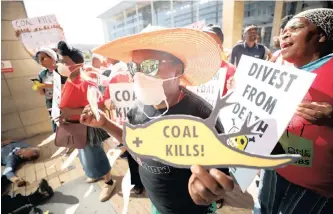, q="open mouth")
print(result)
[281,42,293,49]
